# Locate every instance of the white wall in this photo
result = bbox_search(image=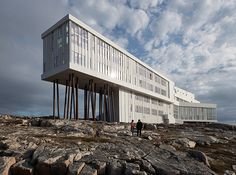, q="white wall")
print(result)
[174,87,199,104]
